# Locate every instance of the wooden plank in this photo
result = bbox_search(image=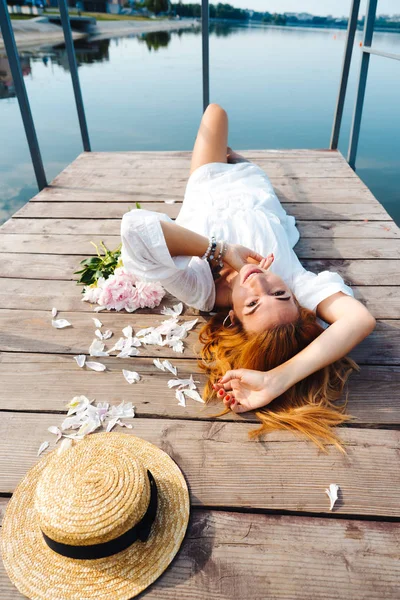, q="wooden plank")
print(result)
[73,149,342,158]
[56,157,356,179]
[22,176,377,205]
[2,218,398,238]
[0,412,399,517]
[13,200,391,220]
[1,234,398,259]
[0,279,398,318]
[1,253,398,285]
[300,259,400,285]
[1,507,399,600]
[0,354,399,424]
[0,310,398,364]
[294,238,400,260]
